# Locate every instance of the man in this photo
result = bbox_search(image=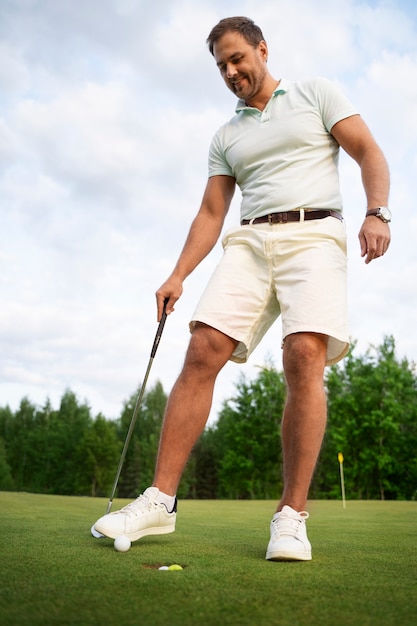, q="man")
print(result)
[94,17,390,561]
